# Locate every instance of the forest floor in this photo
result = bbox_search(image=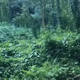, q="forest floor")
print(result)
[0,24,80,80]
